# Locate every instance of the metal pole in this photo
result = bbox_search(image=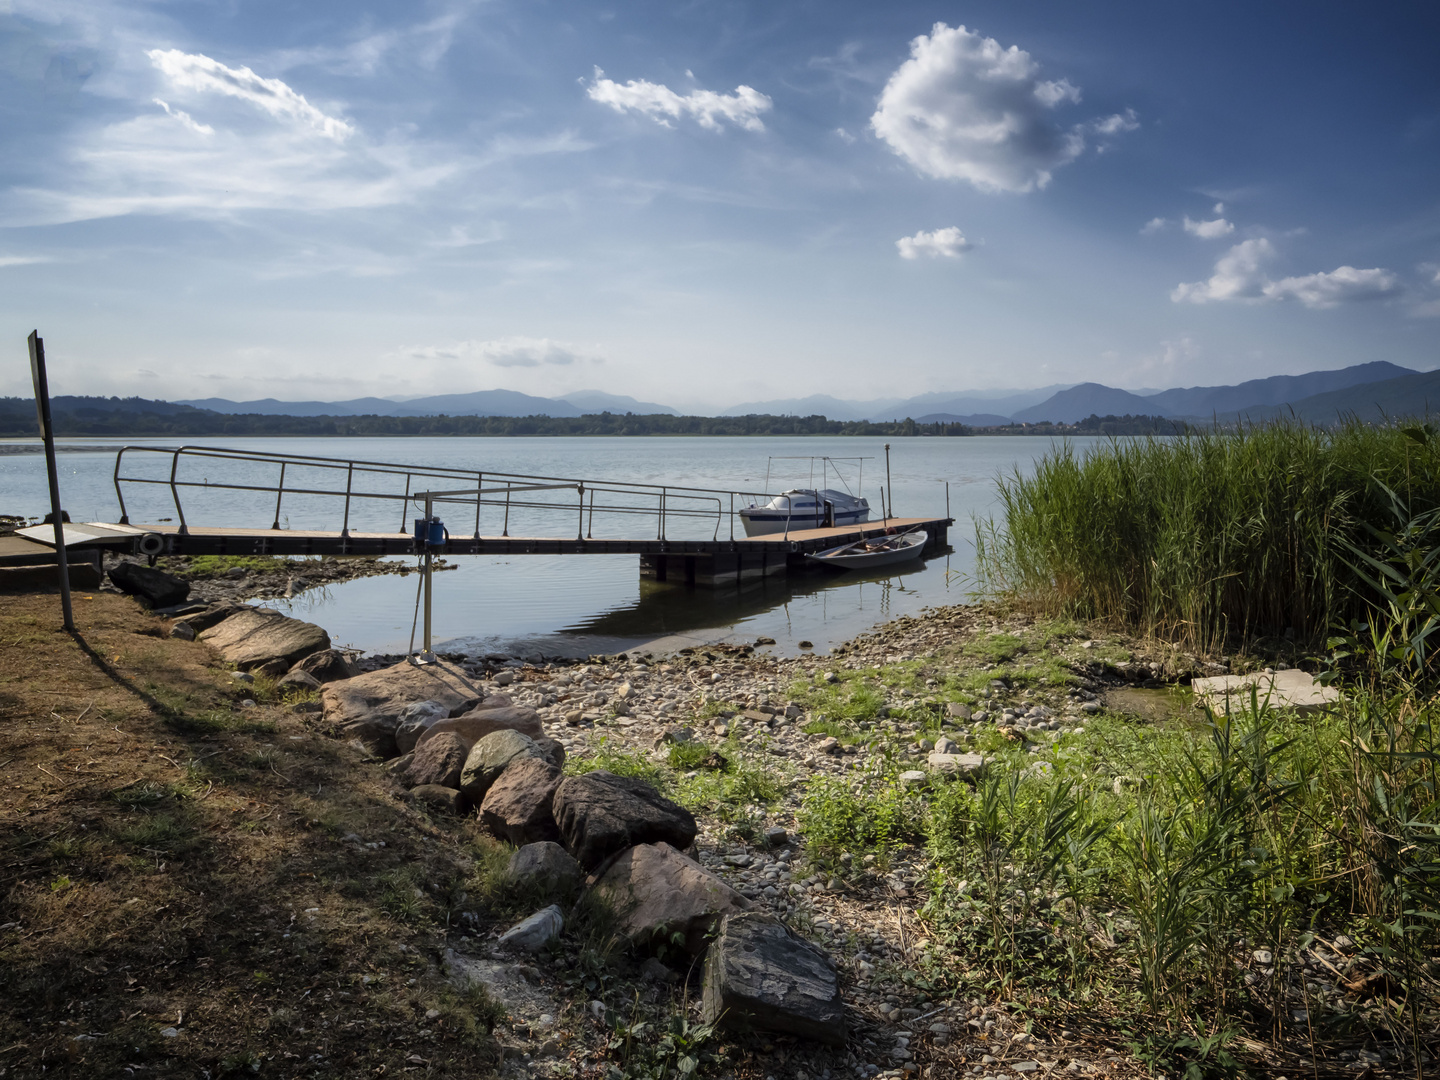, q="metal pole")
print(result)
[946,480,950,520]
[885,443,892,522]
[423,493,434,660]
[28,332,74,631]
[271,462,286,530]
